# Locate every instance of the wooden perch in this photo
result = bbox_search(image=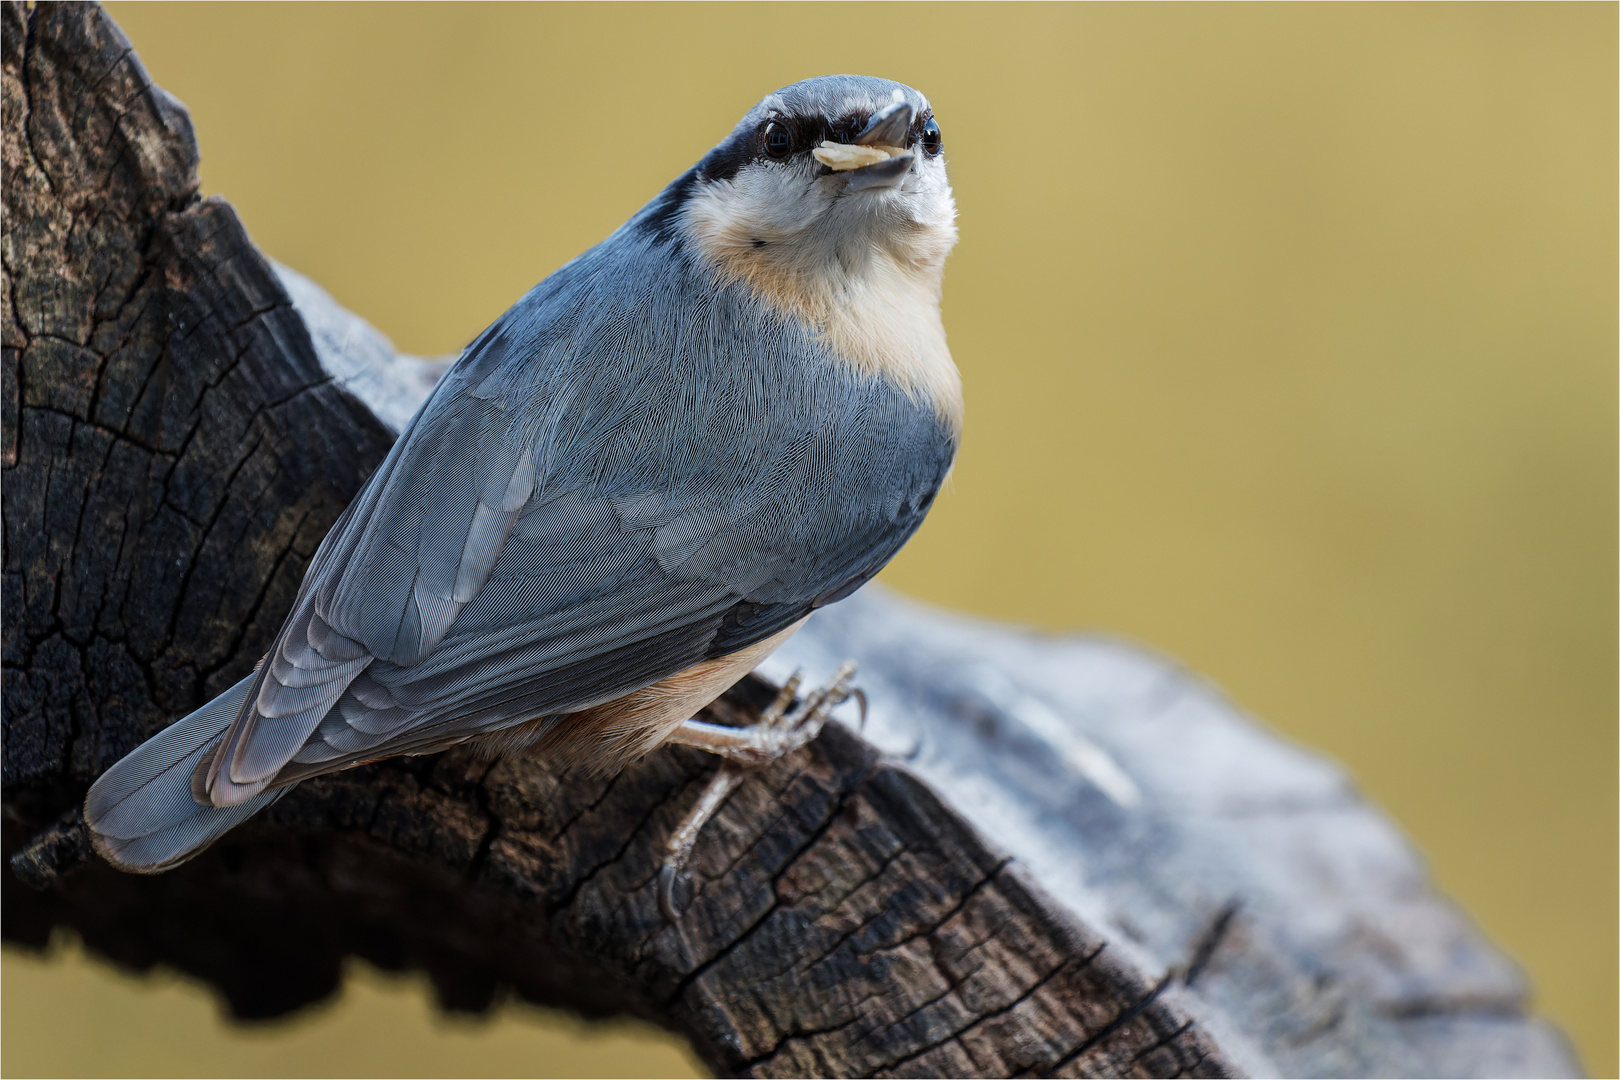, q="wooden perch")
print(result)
[1,4,1579,1077]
